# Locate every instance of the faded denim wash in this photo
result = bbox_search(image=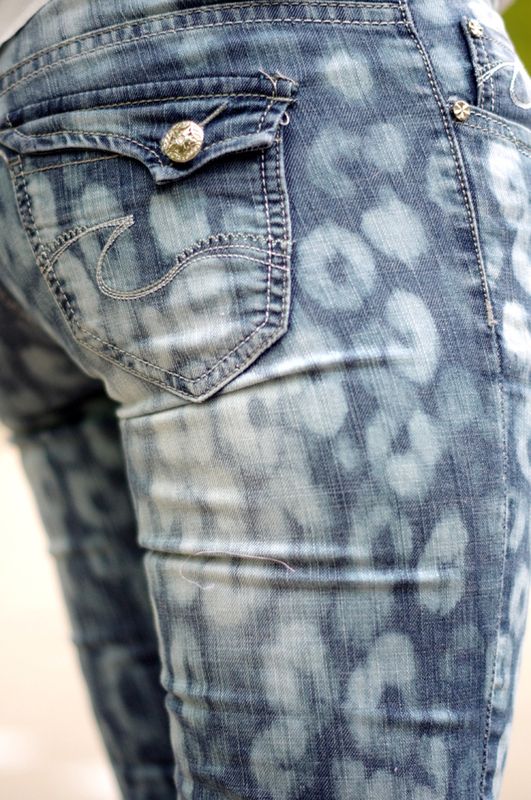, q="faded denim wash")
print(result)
[0,0,529,798]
